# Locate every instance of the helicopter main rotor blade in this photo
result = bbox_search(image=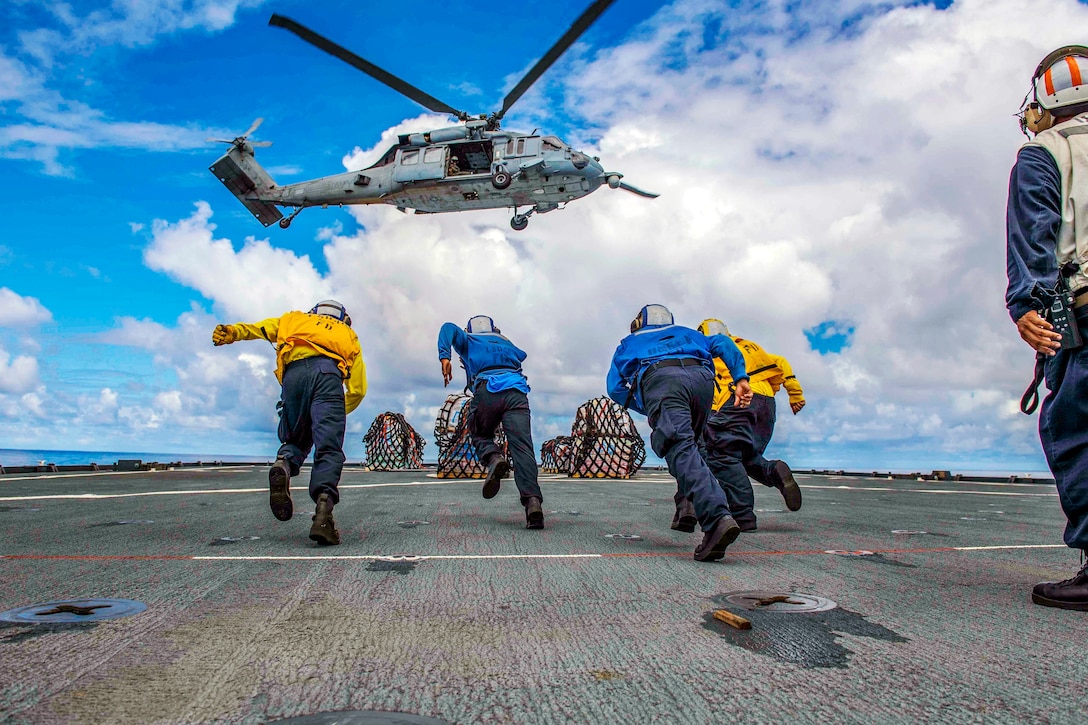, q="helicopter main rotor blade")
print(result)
[269,14,468,121]
[243,117,264,138]
[494,0,617,122]
[618,182,659,199]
